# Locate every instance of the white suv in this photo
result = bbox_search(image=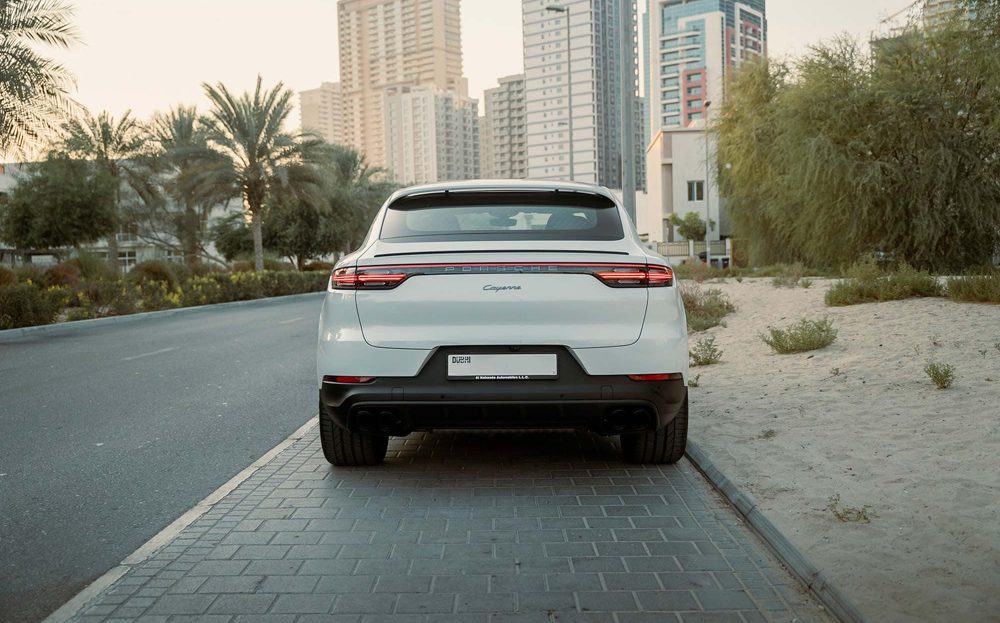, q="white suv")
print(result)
[317,181,689,466]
